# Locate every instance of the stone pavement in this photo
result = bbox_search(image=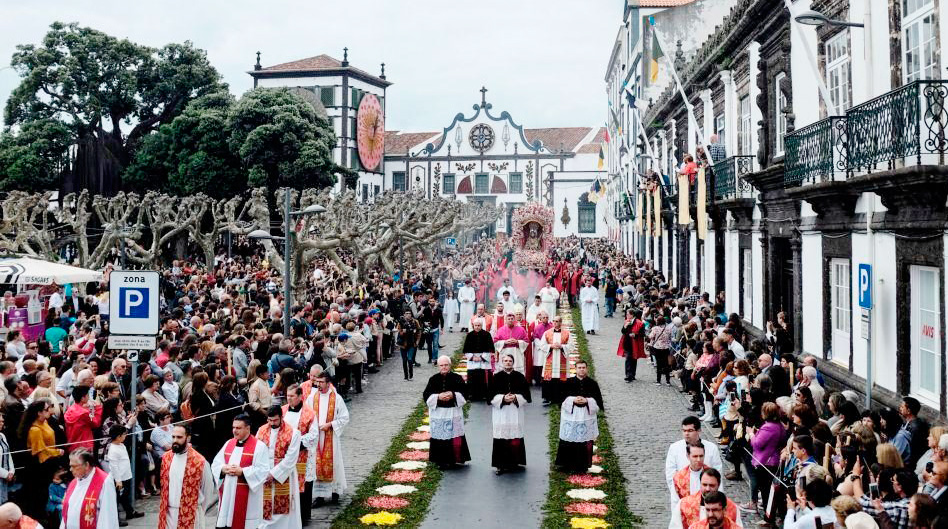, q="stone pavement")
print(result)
[421,386,549,529]
[583,302,759,529]
[128,329,465,528]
